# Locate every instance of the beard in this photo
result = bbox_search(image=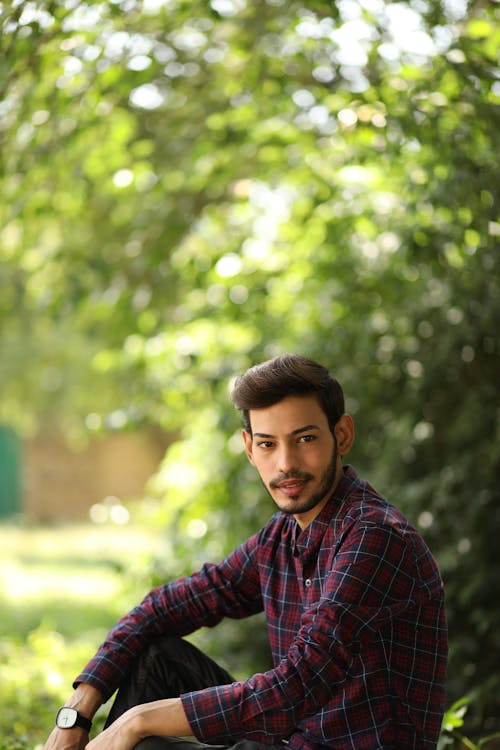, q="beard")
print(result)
[265,438,339,517]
